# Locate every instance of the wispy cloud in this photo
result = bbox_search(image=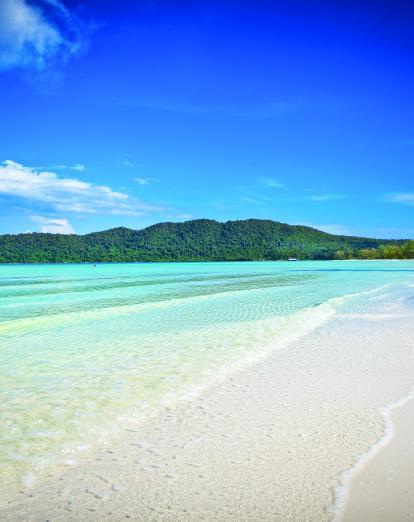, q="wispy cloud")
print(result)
[31,214,75,234]
[240,194,272,205]
[36,163,86,171]
[308,194,346,202]
[385,192,414,207]
[58,163,86,171]
[134,177,154,186]
[0,160,167,216]
[258,177,284,188]
[0,0,88,71]
[70,163,85,171]
[240,196,261,204]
